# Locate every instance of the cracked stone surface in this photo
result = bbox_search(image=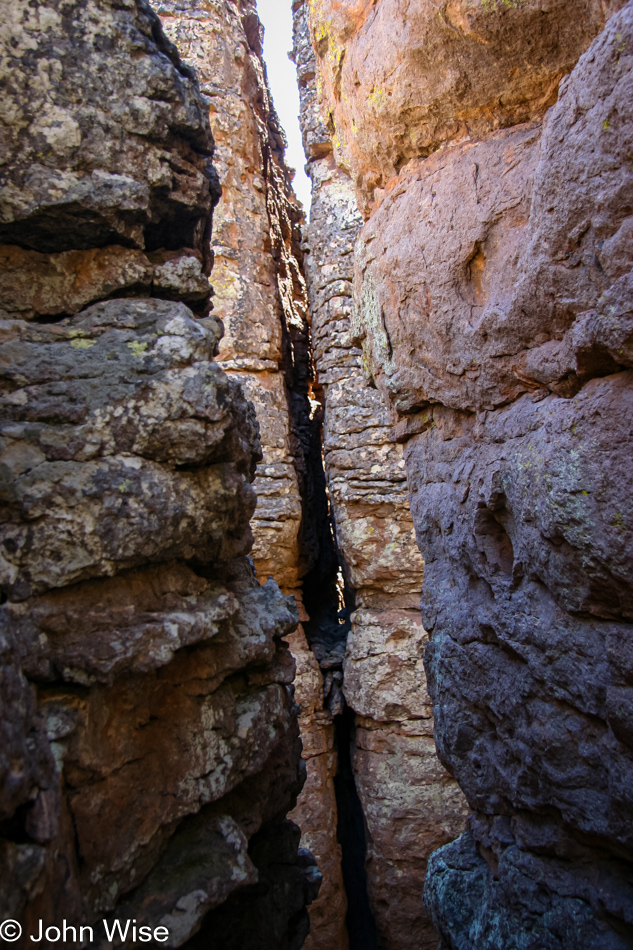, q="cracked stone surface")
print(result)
[151,2,346,945]
[0,1,317,944]
[345,2,633,945]
[294,4,469,947]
